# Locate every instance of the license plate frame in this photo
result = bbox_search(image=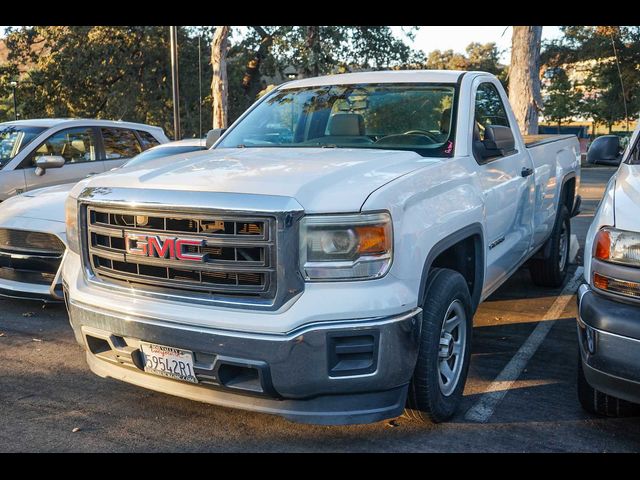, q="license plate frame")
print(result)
[139,342,198,384]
